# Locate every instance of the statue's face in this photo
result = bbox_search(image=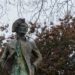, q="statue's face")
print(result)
[17,24,28,36]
